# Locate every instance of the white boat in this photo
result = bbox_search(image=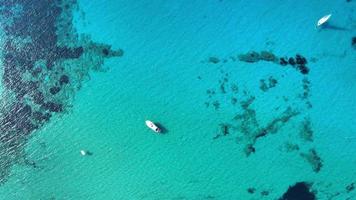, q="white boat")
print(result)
[145,120,161,133]
[317,14,332,27]
[80,150,87,156]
